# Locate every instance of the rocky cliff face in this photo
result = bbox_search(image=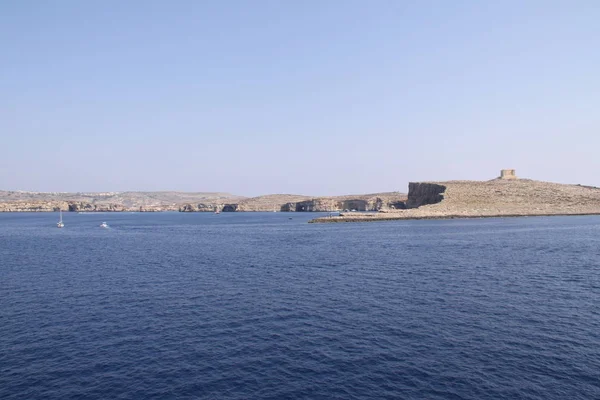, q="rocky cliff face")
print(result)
[286,198,392,212]
[0,201,69,212]
[0,190,408,213]
[211,194,407,213]
[284,199,340,212]
[177,193,407,212]
[312,179,600,223]
[0,200,183,213]
[405,183,446,208]
[0,191,242,212]
[68,202,127,212]
[277,197,407,212]
[178,203,221,212]
[222,204,238,212]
